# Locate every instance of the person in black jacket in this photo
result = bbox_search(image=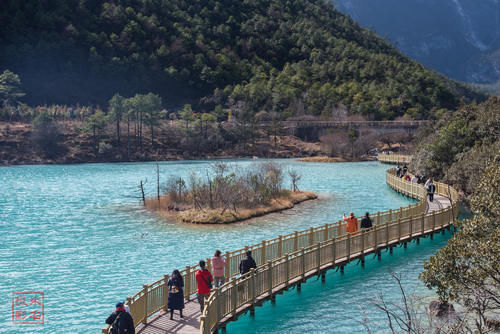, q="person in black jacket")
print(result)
[427,180,436,202]
[360,212,372,229]
[239,250,257,275]
[105,302,135,334]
